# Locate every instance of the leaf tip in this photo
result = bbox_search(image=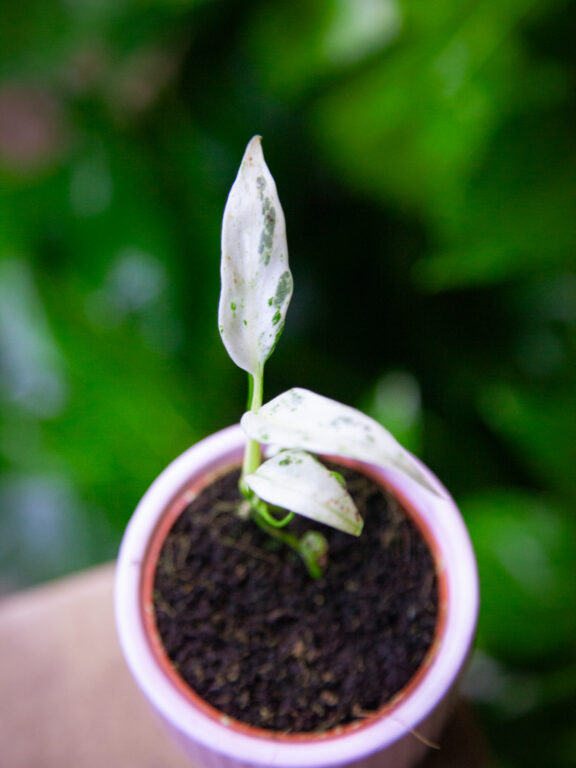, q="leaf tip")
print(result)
[244,135,264,163]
